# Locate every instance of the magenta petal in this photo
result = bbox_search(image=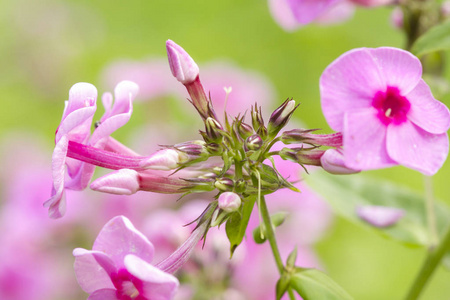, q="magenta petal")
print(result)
[90,169,140,195]
[368,47,422,95]
[124,255,179,300]
[357,205,404,227]
[88,289,119,300]
[387,121,449,175]
[343,109,397,170]
[73,248,116,293]
[320,48,385,131]
[406,80,450,134]
[44,136,69,218]
[55,106,97,144]
[93,216,154,267]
